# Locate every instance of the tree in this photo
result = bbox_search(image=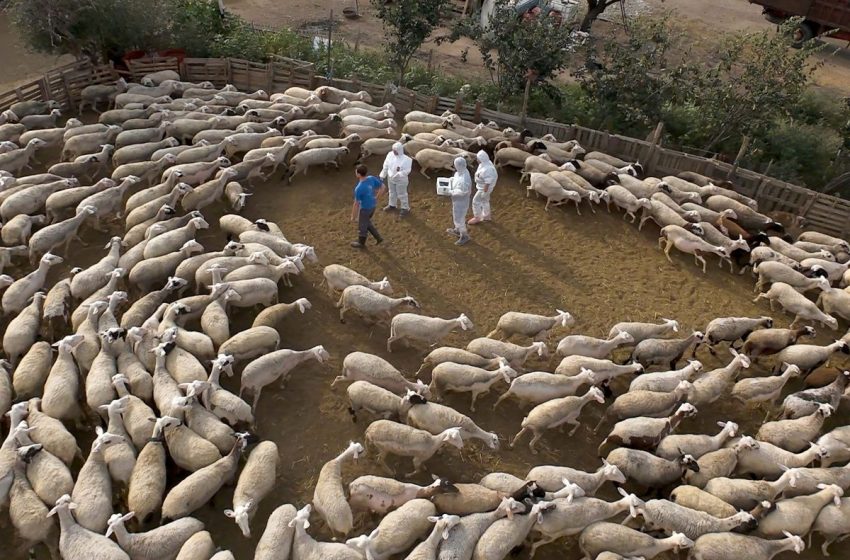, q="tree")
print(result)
[580,0,625,32]
[371,0,448,86]
[450,1,576,99]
